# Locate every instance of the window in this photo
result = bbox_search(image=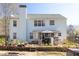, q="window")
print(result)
[38,20,41,26]
[13,20,17,27]
[51,33,54,37]
[19,5,26,8]
[50,20,55,25]
[45,33,49,37]
[58,33,61,36]
[34,20,45,26]
[13,33,17,39]
[30,33,33,39]
[41,20,45,26]
[34,21,37,26]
